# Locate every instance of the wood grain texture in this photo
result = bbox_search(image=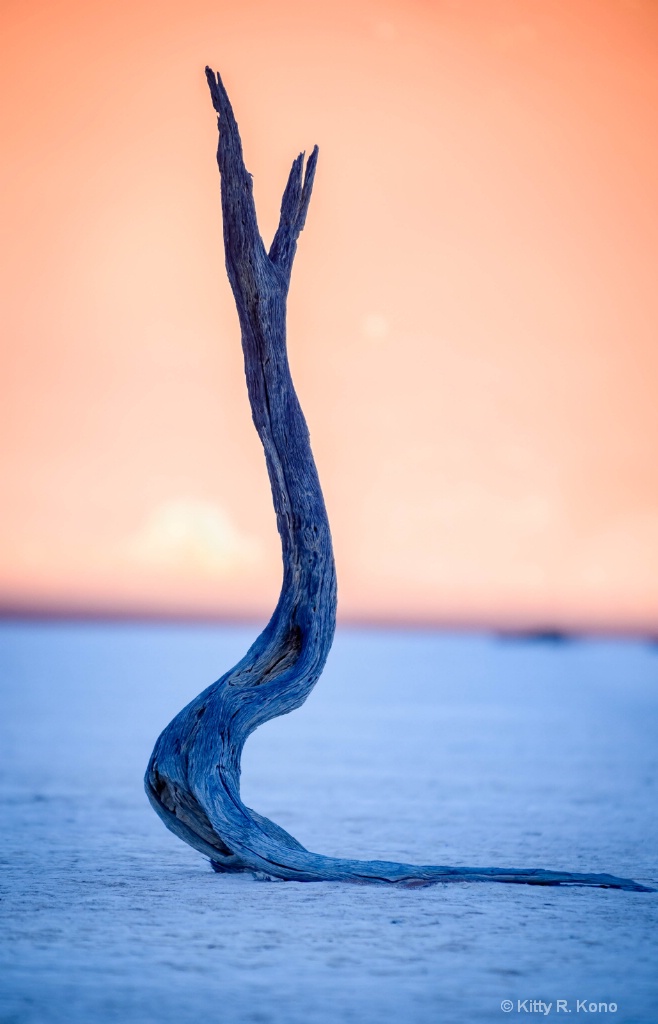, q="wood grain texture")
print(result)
[144,68,653,893]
